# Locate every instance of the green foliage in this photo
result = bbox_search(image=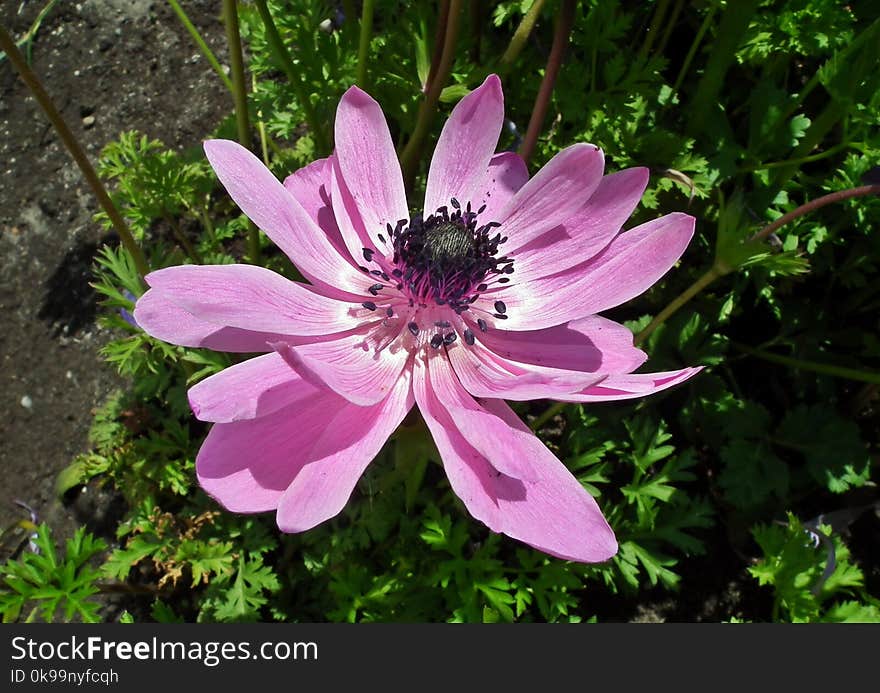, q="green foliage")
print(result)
[749,514,878,622]
[0,525,106,623]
